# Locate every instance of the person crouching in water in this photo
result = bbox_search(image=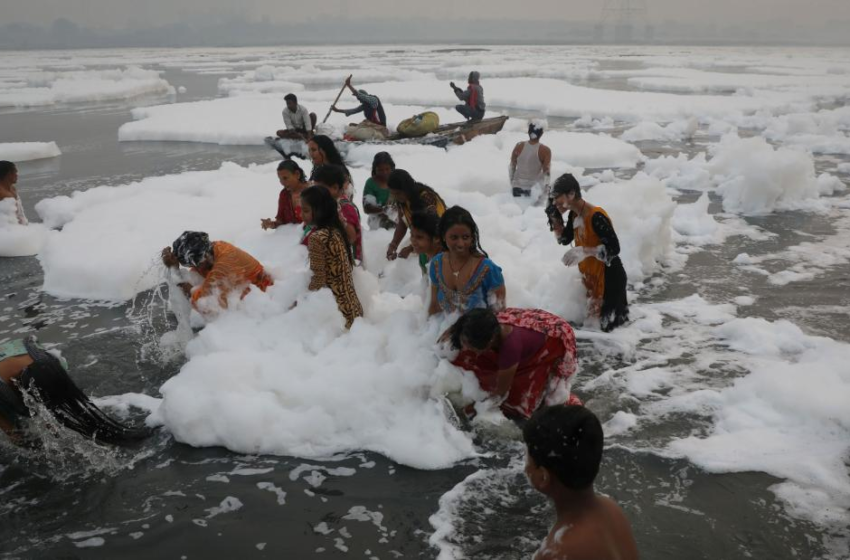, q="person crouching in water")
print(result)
[0,336,150,446]
[450,71,485,122]
[300,186,364,329]
[161,231,273,311]
[440,307,579,420]
[523,405,638,560]
[510,122,551,198]
[550,174,629,332]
